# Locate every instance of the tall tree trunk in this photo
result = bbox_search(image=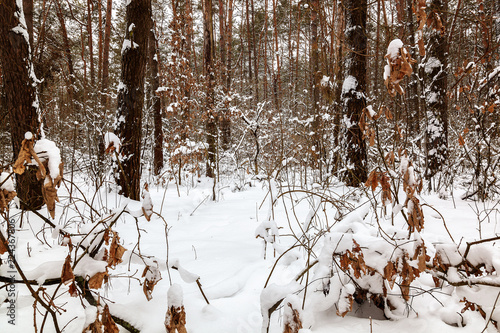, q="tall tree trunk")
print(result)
[87,0,95,87]
[114,0,151,200]
[310,0,322,164]
[340,0,368,187]
[55,0,75,88]
[406,0,420,137]
[98,0,103,86]
[219,0,231,150]
[424,0,448,185]
[23,0,33,47]
[149,22,163,175]
[101,0,113,112]
[203,0,217,178]
[0,0,43,209]
[332,1,344,174]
